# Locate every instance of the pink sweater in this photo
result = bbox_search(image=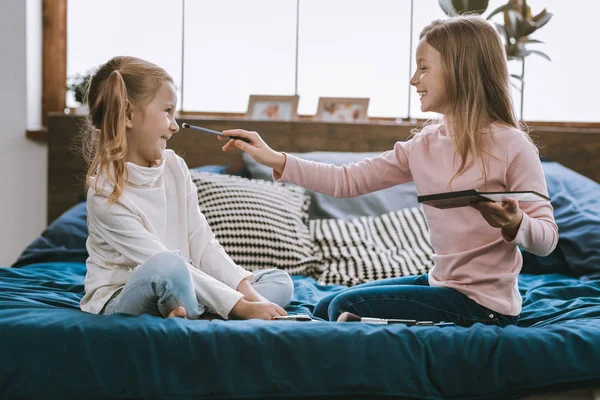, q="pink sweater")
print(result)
[276,123,558,316]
